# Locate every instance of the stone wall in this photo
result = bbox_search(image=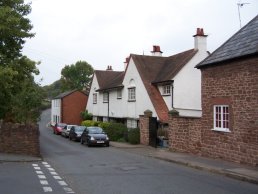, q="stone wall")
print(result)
[168,111,202,154]
[0,122,40,157]
[139,110,153,145]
